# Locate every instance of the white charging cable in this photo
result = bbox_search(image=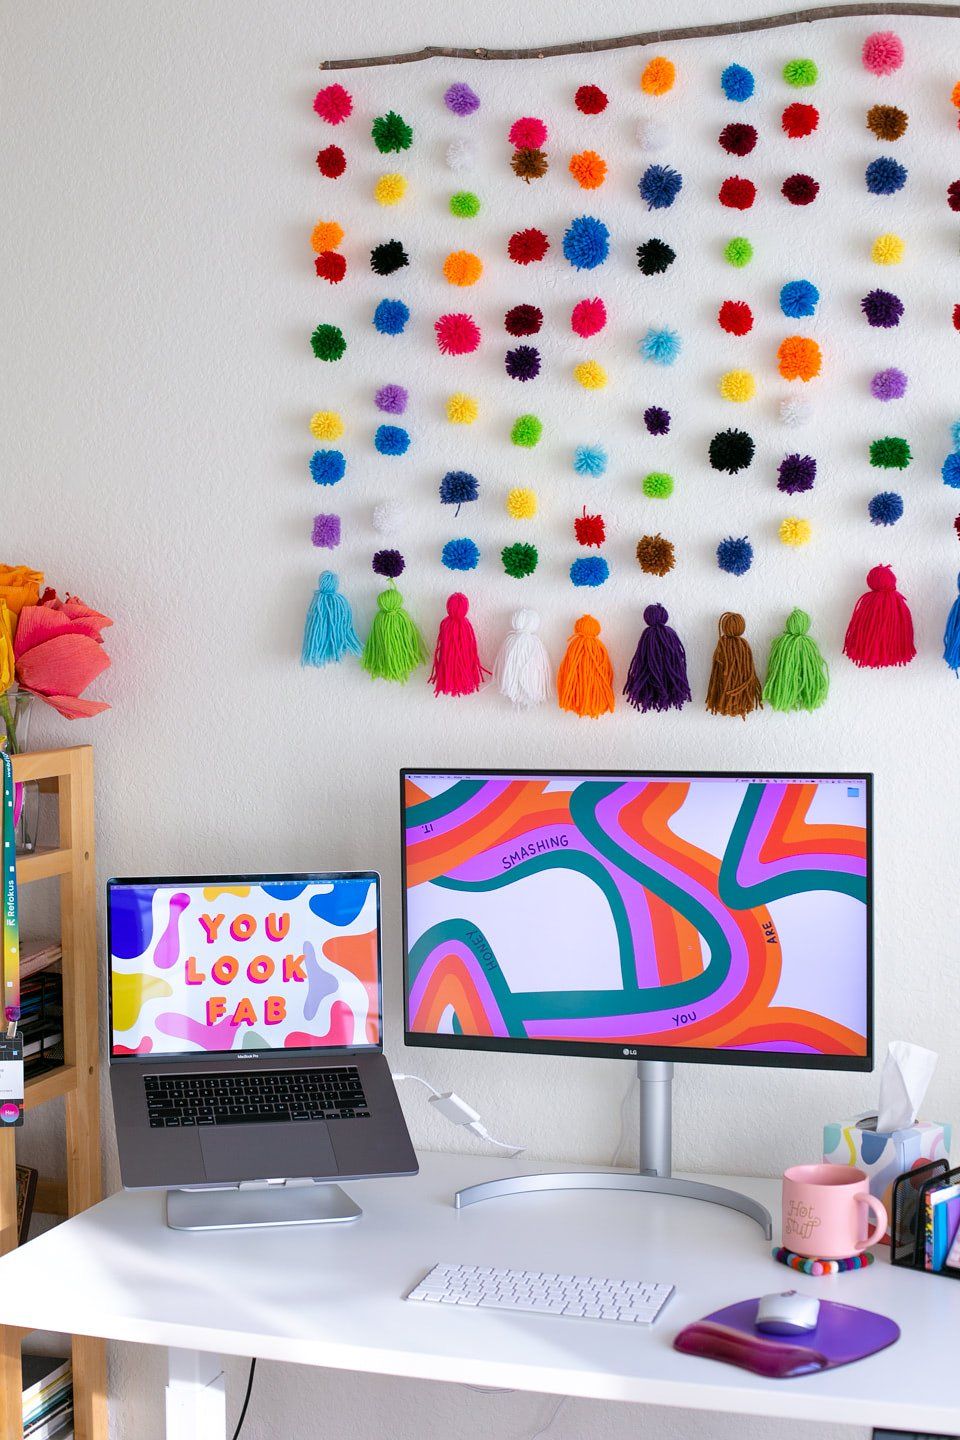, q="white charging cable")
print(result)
[392,1073,526,1156]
